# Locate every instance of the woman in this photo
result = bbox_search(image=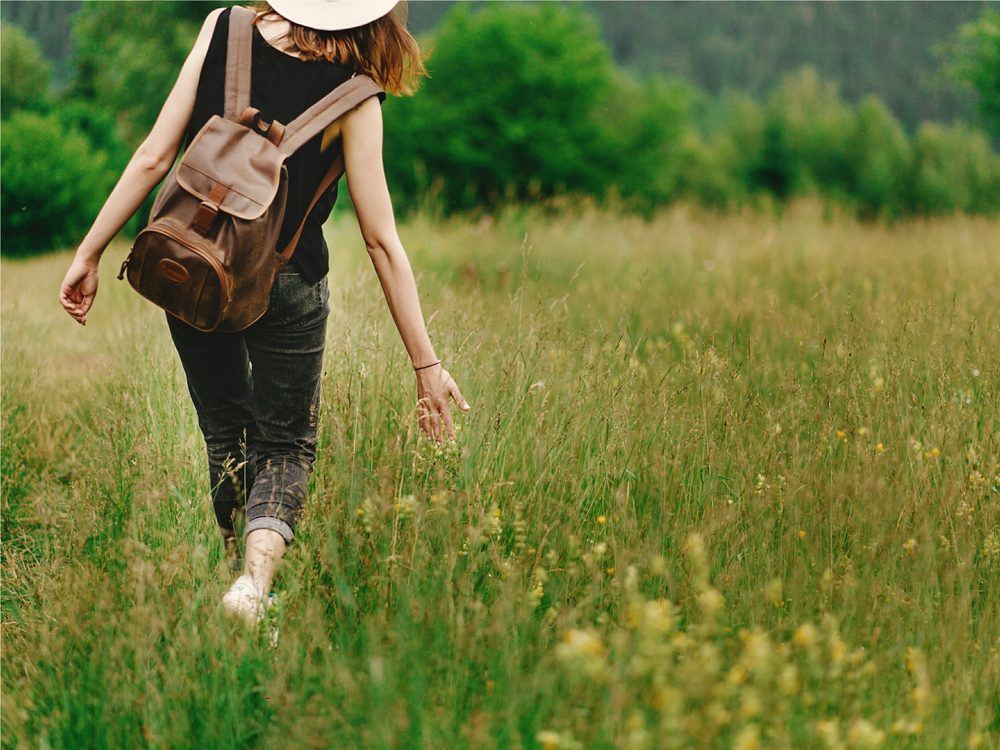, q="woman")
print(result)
[58,1,470,625]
